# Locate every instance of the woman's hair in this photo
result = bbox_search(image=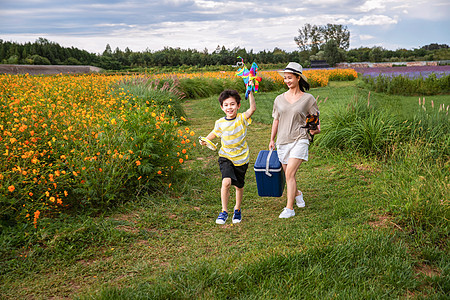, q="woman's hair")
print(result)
[295,74,310,92]
[218,89,241,106]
